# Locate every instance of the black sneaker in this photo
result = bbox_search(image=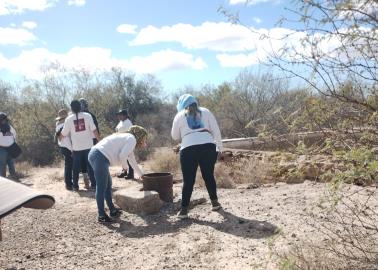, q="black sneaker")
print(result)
[211,200,222,211]
[177,207,189,219]
[72,186,79,192]
[125,175,134,180]
[65,185,73,191]
[110,208,122,218]
[116,171,127,178]
[98,214,114,223]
